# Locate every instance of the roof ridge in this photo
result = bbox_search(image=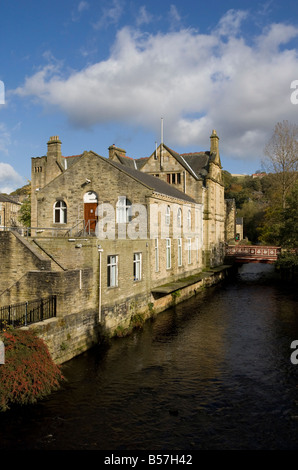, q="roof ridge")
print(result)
[180,151,207,156]
[62,154,83,159]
